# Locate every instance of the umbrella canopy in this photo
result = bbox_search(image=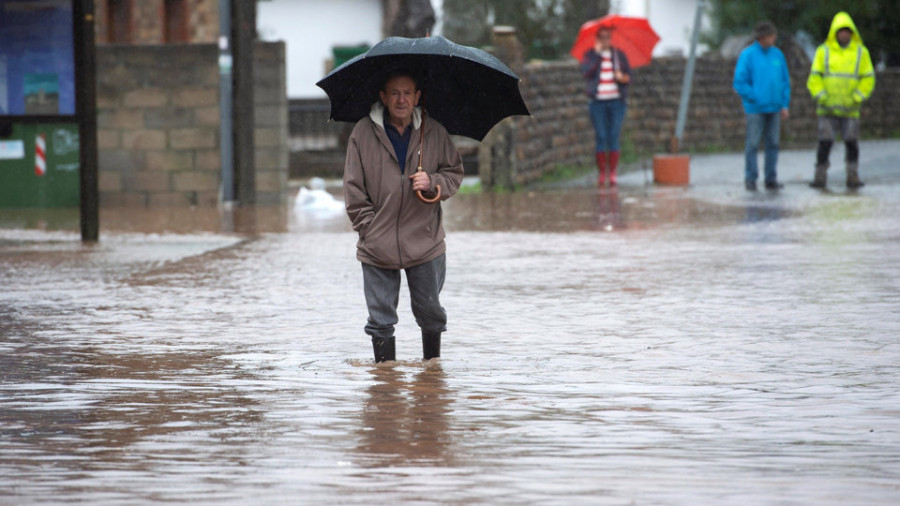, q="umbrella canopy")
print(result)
[316,35,530,142]
[569,15,661,68]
